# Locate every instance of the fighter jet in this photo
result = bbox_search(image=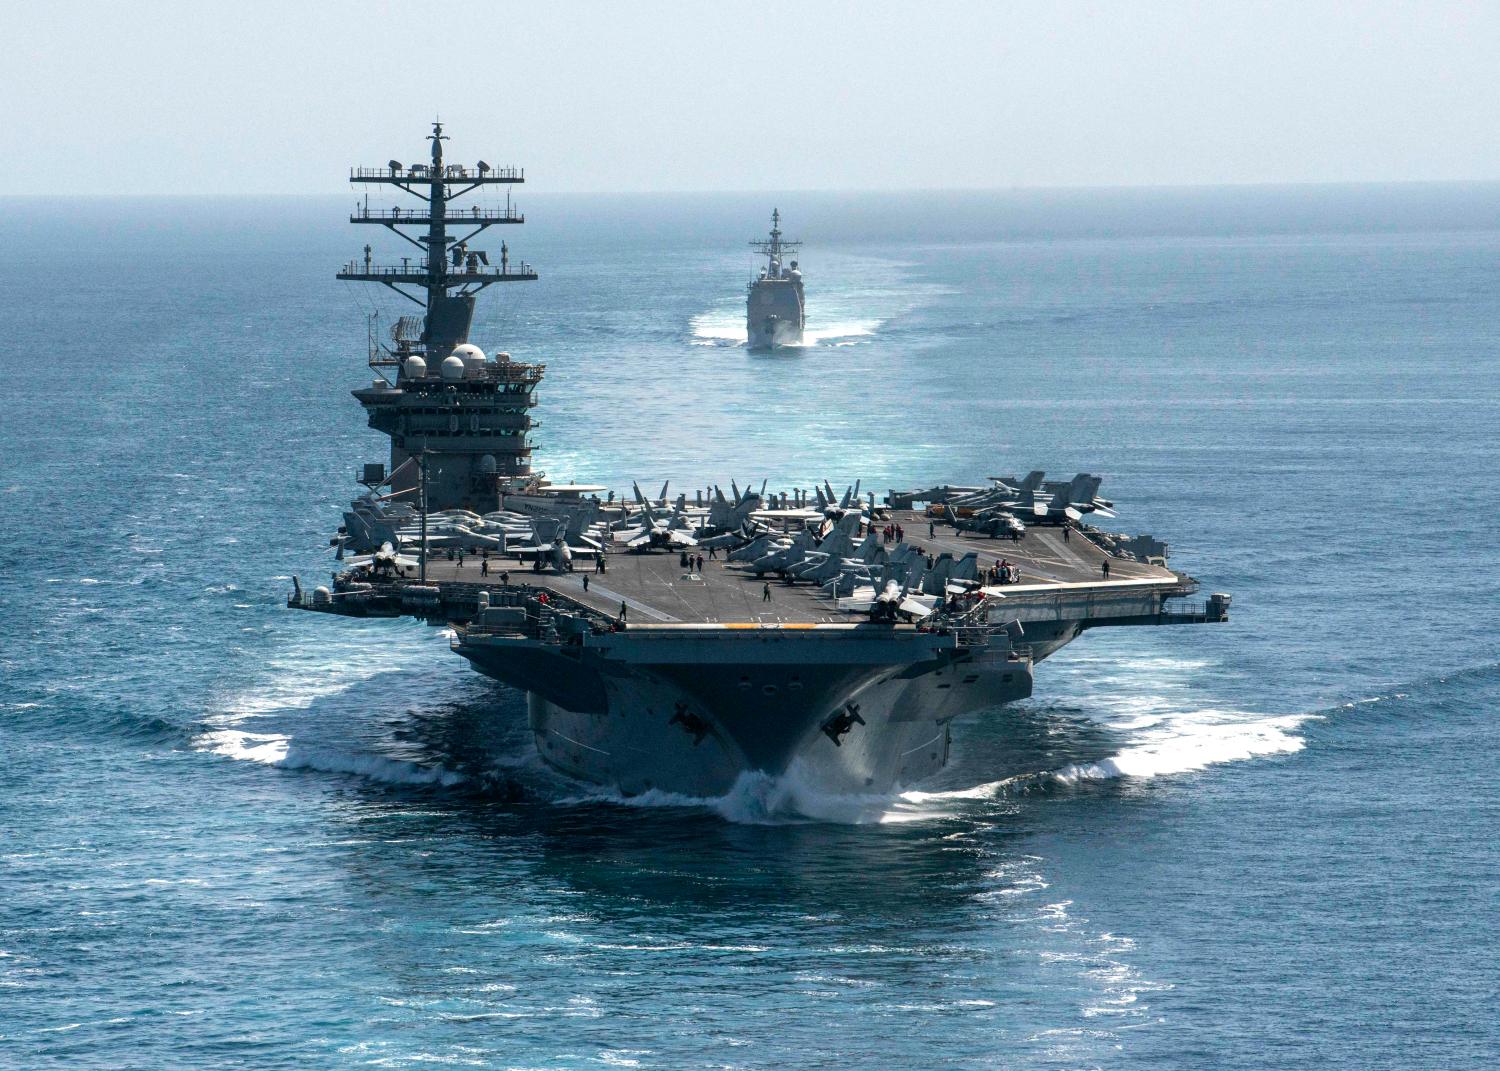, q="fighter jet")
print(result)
[614,483,699,552]
[705,483,767,534]
[511,511,605,573]
[788,526,886,586]
[838,560,941,620]
[747,529,819,575]
[943,471,1115,526]
[727,532,788,562]
[343,541,420,577]
[919,550,982,597]
[995,472,1115,524]
[750,514,862,578]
